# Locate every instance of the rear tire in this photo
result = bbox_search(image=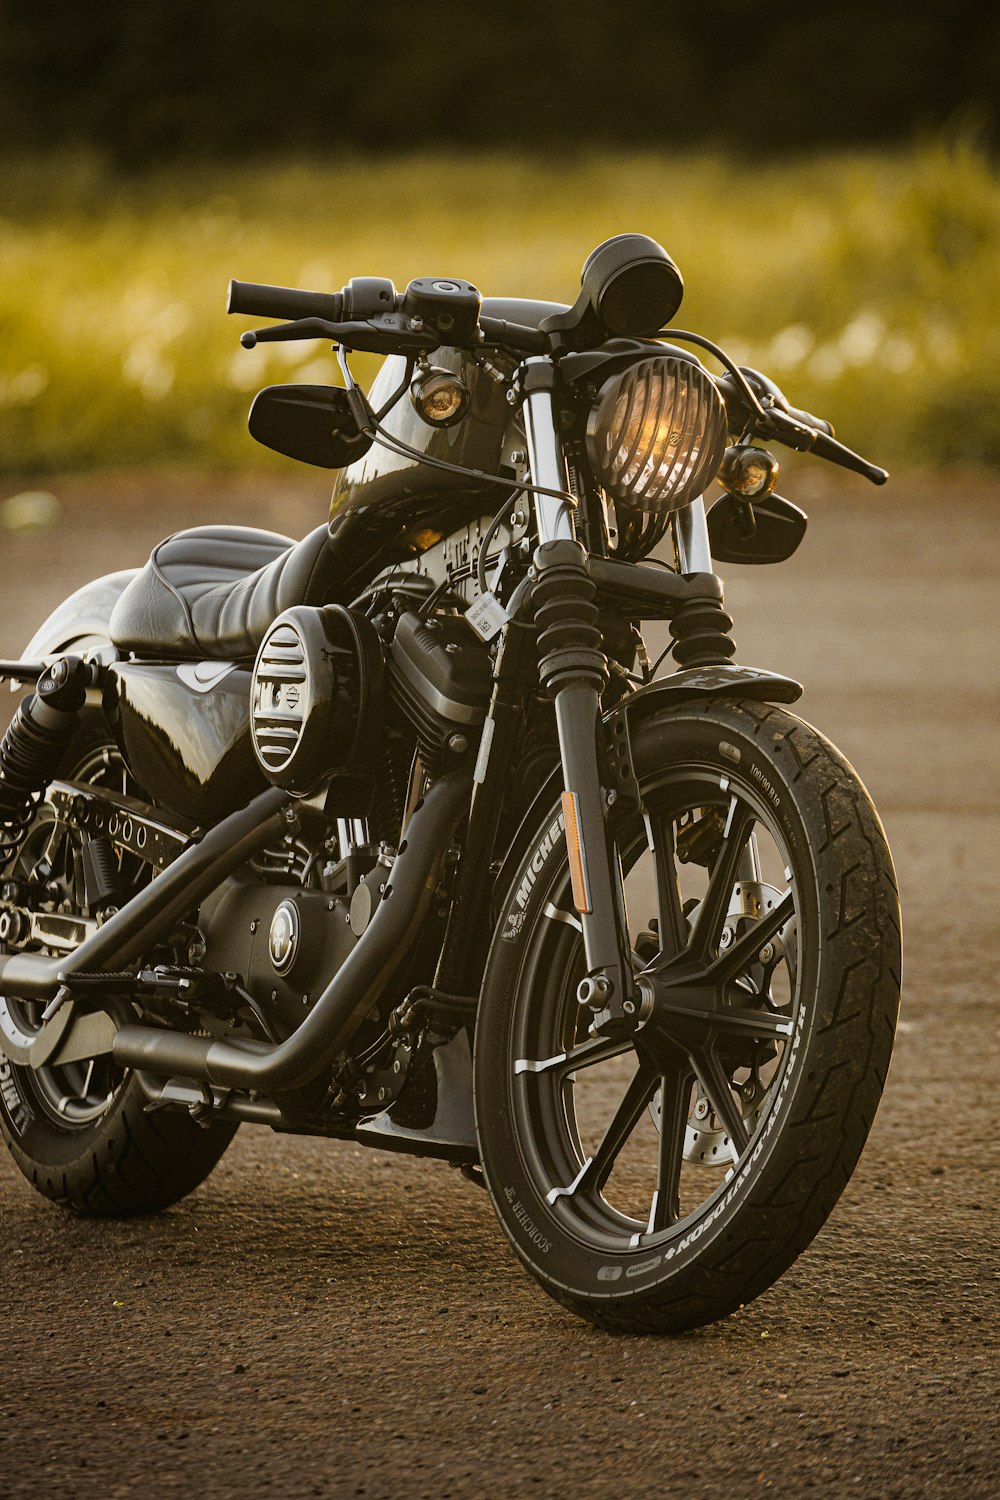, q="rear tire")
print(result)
[0,1065,237,1216]
[0,719,237,1216]
[474,699,901,1332]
